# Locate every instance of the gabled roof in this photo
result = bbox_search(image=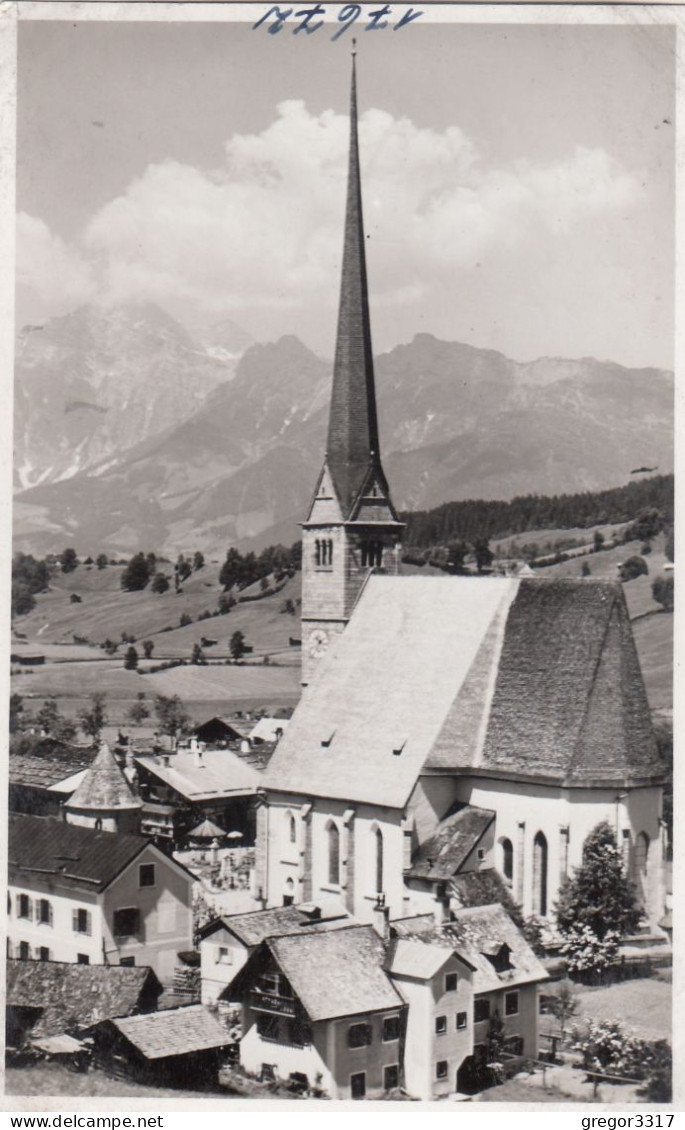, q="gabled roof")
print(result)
[199,900,352,947]
[266,576,663,805]
[6,959,161,1036]
[385,938,475,981]
[67,742,142,812]
[408,805,495,880]
[395,905,548,993]
[108,1005,230,1059]
[135,749,261,801]
[9,751,93,791]
[266,926,404,1021]
[249,717,289,744]
[9,813,153,893]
